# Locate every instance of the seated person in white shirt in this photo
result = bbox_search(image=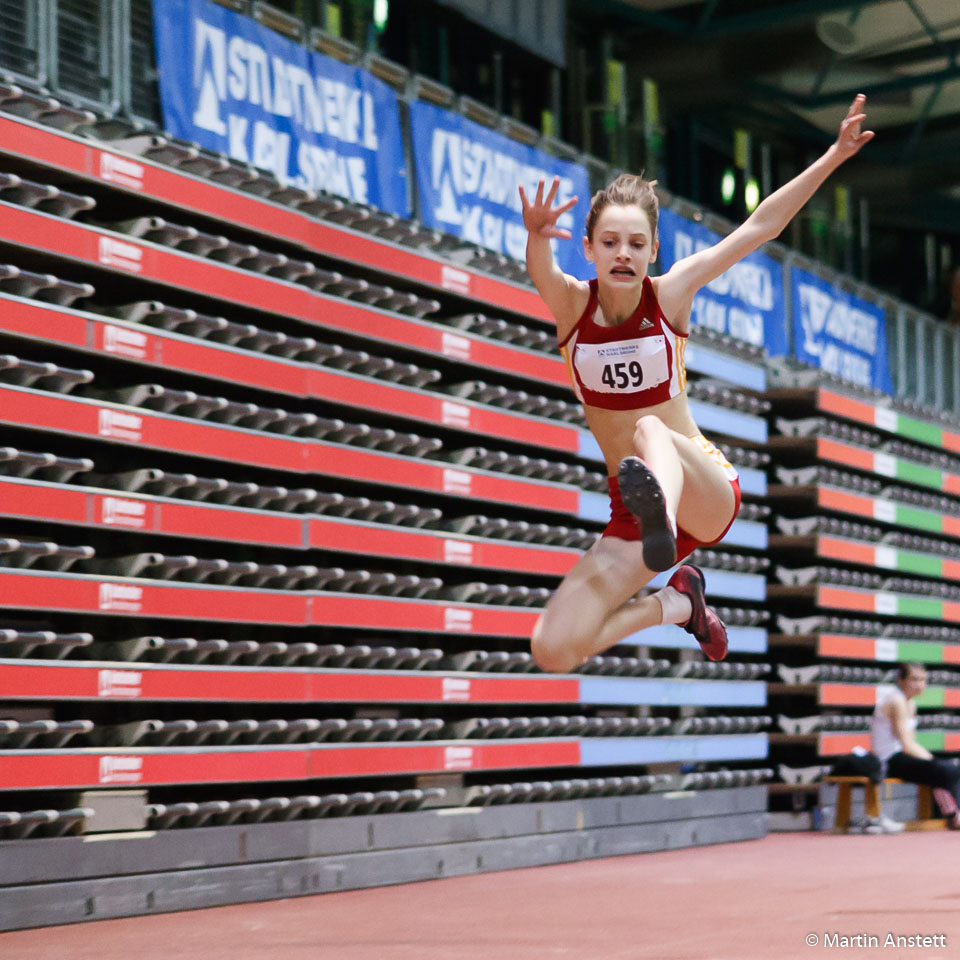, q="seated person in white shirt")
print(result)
[872,662,960,830]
